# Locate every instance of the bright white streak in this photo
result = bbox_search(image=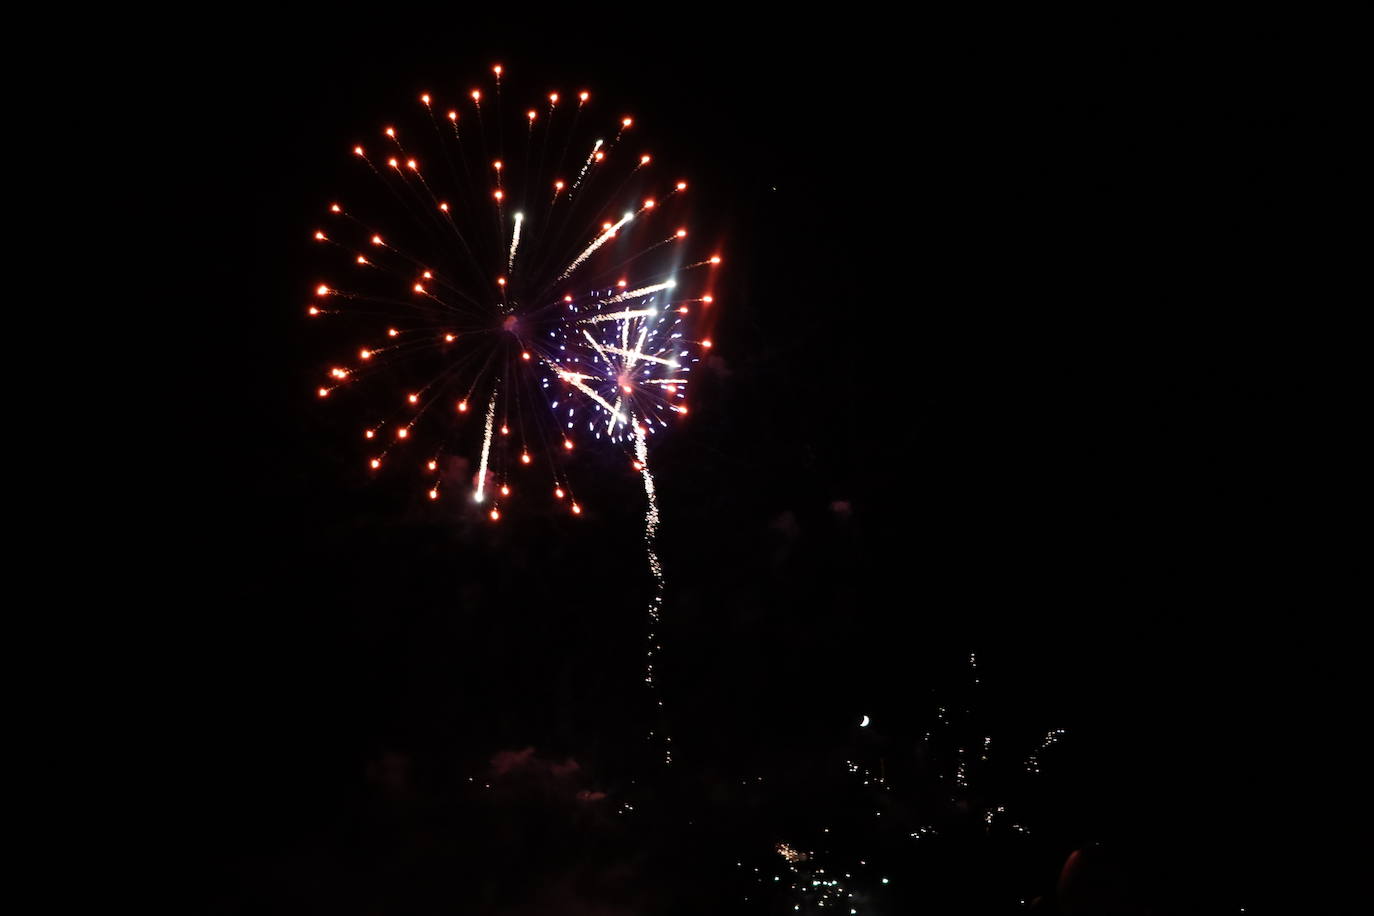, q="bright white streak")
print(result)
[558,211,633,280]
[604,280,674,304]
[601,345,679,368]
[474,388,497,503]
[507,212,523,270]
[555,368,626,422]
[580,329,614,371]
[607,396,622,433]
[571,138,603,191]
[579,308,656,324]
